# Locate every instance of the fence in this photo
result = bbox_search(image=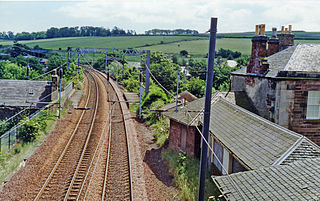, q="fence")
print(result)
[0,82,74,154]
